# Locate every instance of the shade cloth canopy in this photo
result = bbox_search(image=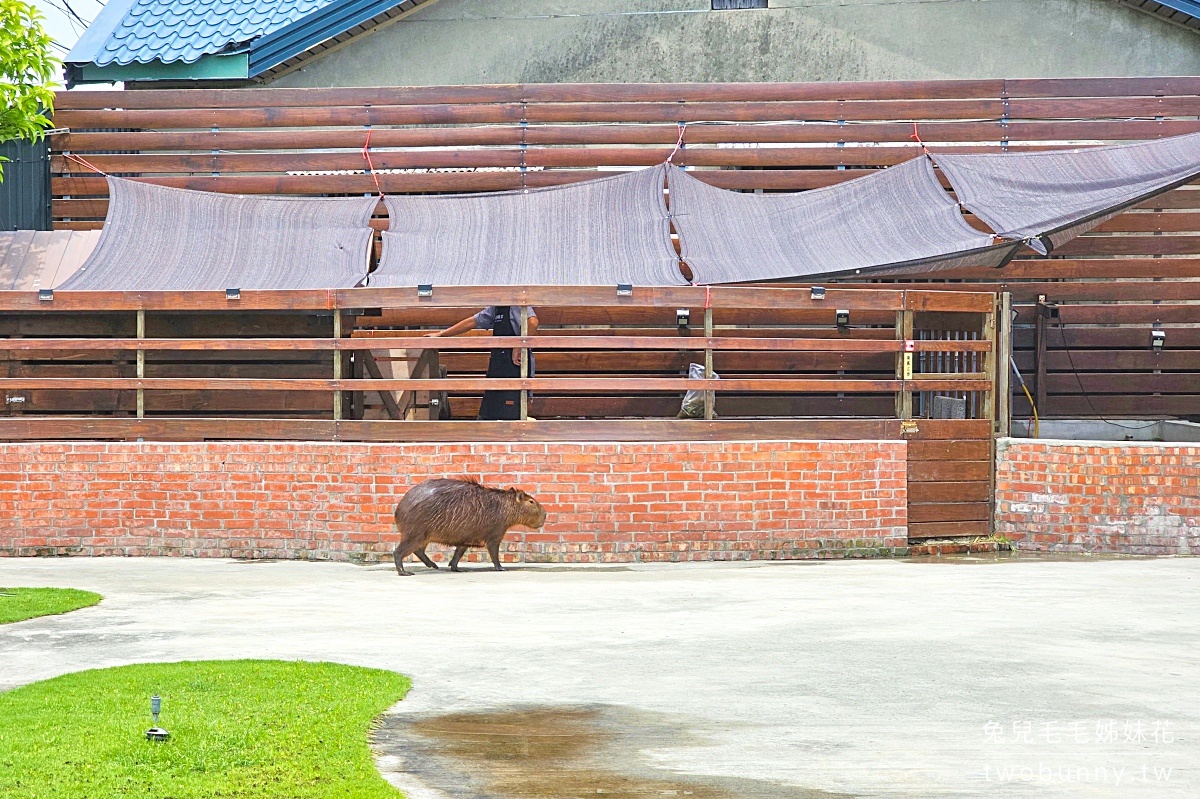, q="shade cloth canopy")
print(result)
[57,177,378,291]
[933,132,1200,255]
[666,159,1010,285]
[371,164,687,287]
